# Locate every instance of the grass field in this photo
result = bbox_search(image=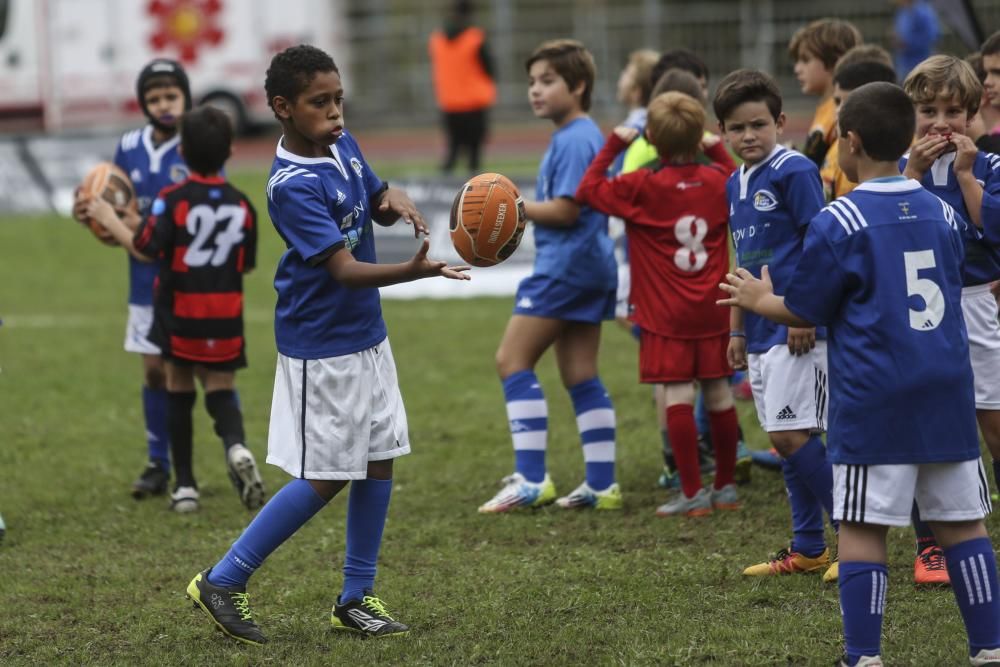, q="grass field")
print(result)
[0,169,992,666]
